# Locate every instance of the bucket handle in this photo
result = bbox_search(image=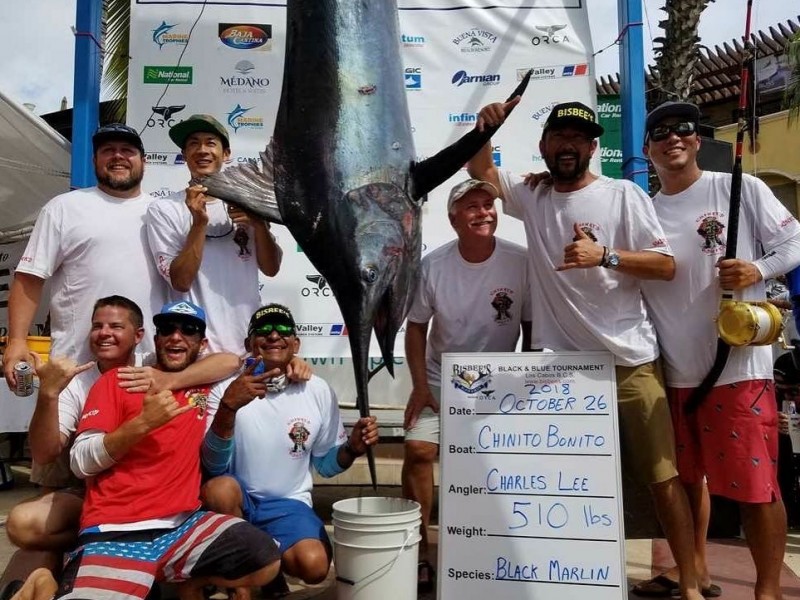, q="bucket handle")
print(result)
[335,527,417,587]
